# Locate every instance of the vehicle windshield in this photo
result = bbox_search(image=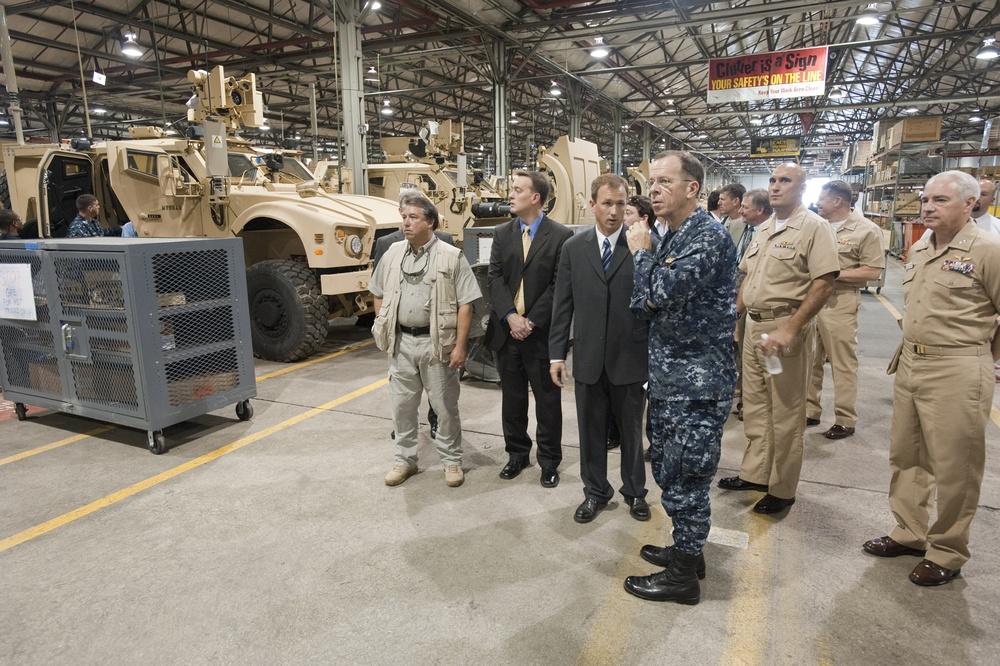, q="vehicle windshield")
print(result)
[279,157,315,182]
[228,153,260,180]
